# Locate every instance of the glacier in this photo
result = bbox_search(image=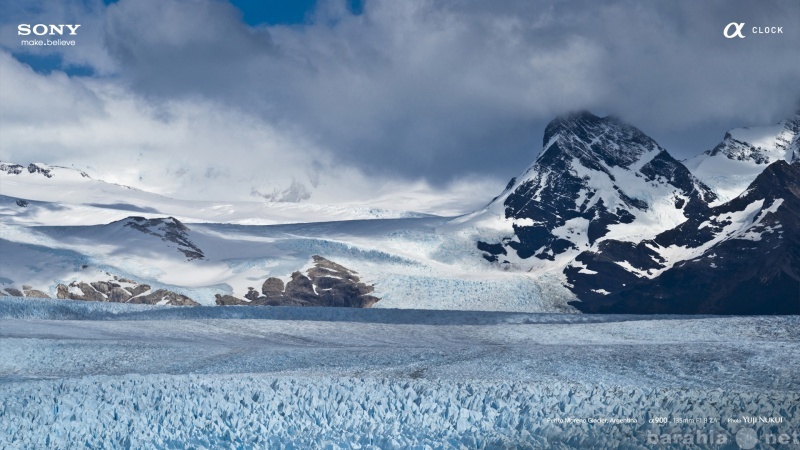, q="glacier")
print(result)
[1,297,798,449]
[3,374,797,449]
